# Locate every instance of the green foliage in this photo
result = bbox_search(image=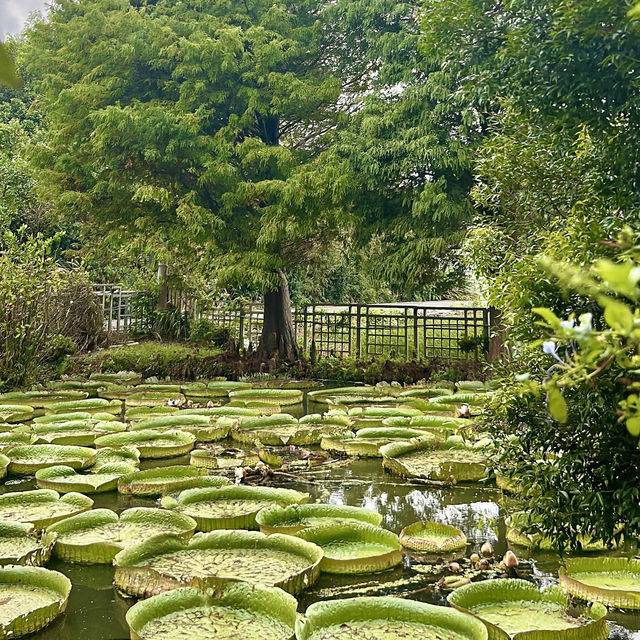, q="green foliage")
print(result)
[189,319,232,349]
[0,233,103,388]
[0,43,20,89]
[489,229,640,550]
